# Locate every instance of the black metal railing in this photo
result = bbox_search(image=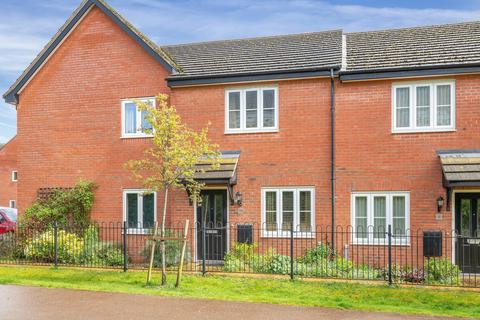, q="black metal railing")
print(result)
[0,221,478,287]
